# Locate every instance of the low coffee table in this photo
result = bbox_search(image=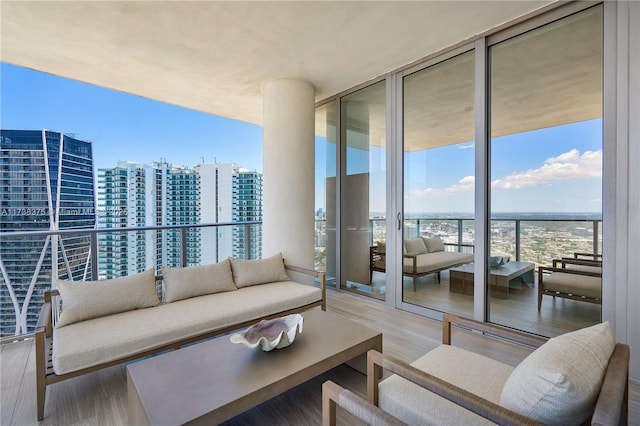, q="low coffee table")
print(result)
[127,309,382,425]
[449,261,535,299]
